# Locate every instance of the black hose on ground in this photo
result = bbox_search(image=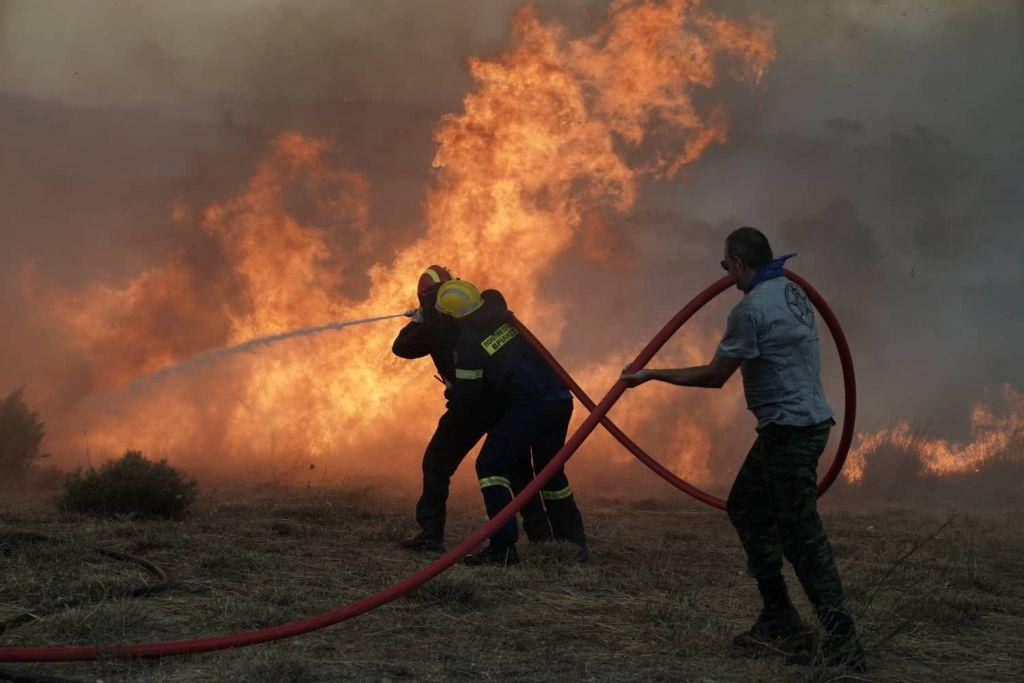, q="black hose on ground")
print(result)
[0,533,170,683]
[0,533,170,635]
[0,667,85,683]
